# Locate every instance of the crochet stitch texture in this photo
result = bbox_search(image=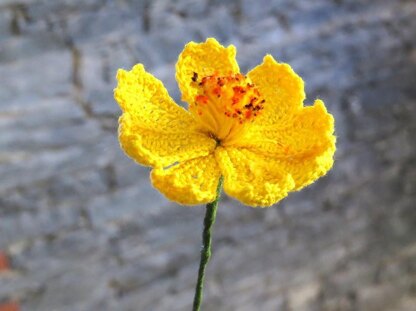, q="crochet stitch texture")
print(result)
[114,38,336,207]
